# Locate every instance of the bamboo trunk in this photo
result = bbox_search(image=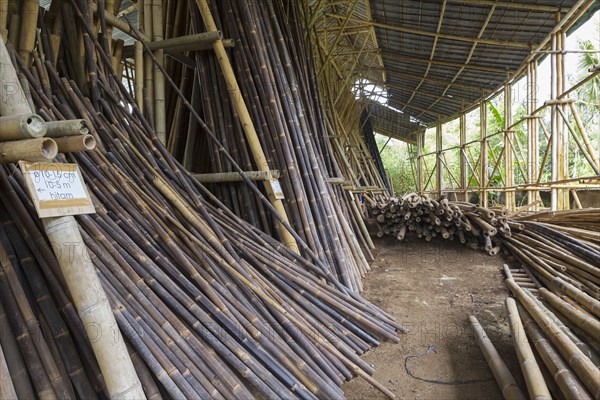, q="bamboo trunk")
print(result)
[0,113,47,141]
[505,297,552,400]
[42,216,146,400]
[54,134,97,153]
[0,137,58,163]
[469,315,527,400]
